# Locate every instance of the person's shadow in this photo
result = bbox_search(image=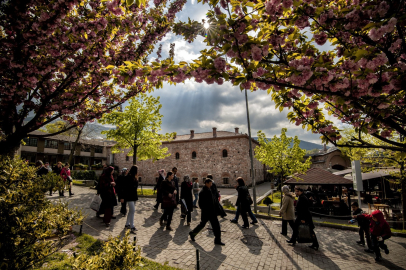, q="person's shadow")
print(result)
[189,241,227,269]
[172,217,190,246]
[142,226,173,259]
[238,224,264,255]
[142,210,163,228]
